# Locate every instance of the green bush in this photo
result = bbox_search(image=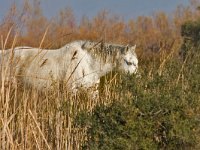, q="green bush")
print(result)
[75,20,200,150]
[75,56,199,149]
[180,19,200,59]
